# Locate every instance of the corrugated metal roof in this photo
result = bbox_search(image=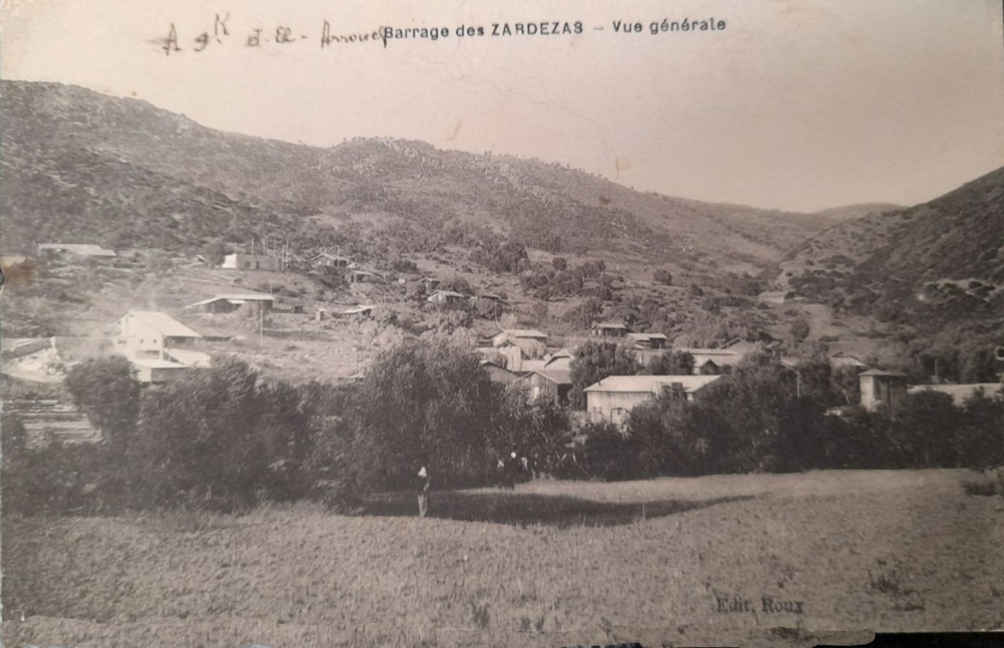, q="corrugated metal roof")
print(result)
[38,243,116,257]
[676,347,740,356]
[131,358,188,369]
[339,305,374,314]
[187,292,275,307]
[626,332,667,341]
[534,368,572,384]
[585,374,722,393]
[497,329,548,339]
[164,348,212,368]
[122,311,202,338]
